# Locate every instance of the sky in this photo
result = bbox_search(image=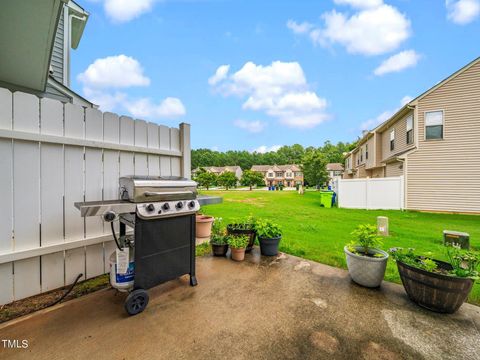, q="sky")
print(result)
[71,0,480,152]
